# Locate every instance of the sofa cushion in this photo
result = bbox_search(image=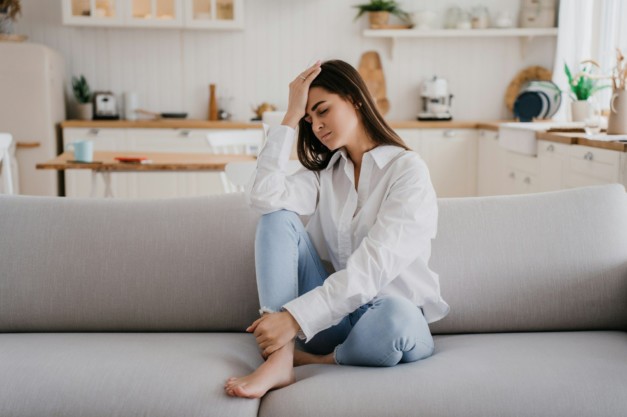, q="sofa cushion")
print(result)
[0,333,262,417]
[0,193,261,332]
[430,184,627,333]
[259,331,627,417]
